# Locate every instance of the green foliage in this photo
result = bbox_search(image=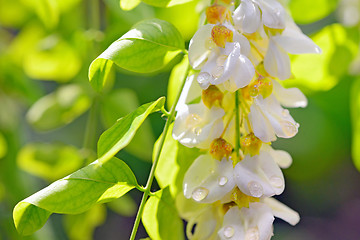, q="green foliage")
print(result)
[100,89,155,161]
[89,18,185,91]
[107,194,137,216]
[26,84,91,131]
[64,205,106,240]
[142,187,184,240]
[289,0,339,24]
[17,142,83,181]
[120,0,141,10]
[167,55,189,109]
[13,157,138,236]
[97,97,165,162]
[0,132,7,159]
[351,78,360,171]
[287,24,358,92]
[142,0,194,8]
